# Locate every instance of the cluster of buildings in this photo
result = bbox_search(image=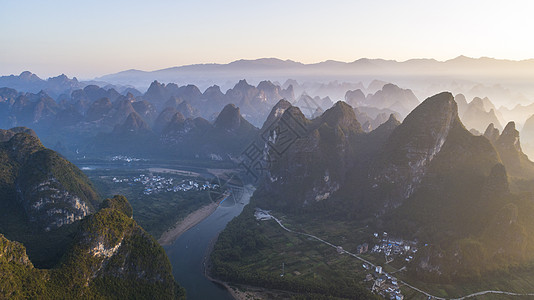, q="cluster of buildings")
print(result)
[370,232,418,263]
[111,174,219,195]
[110,155,143,162]
[359,233,423,299]
[363,264,403,300]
